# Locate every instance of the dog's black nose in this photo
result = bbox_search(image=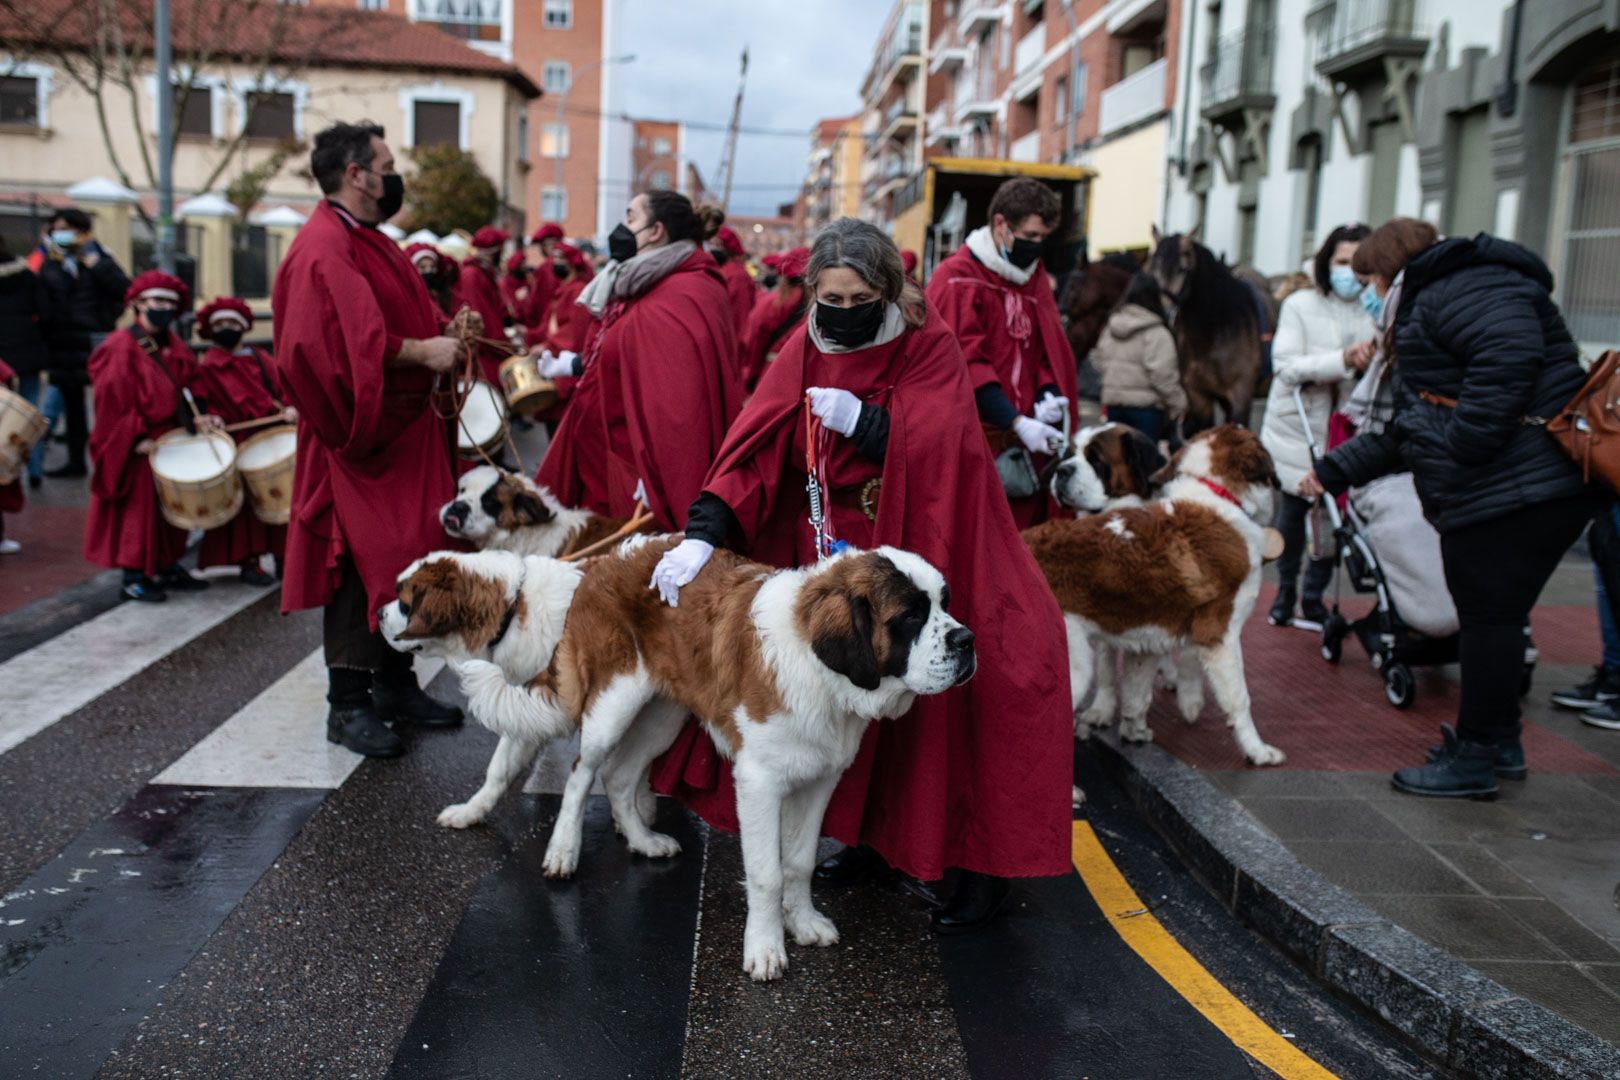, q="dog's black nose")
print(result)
[376,605,390,624]
[947,626,975,652]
